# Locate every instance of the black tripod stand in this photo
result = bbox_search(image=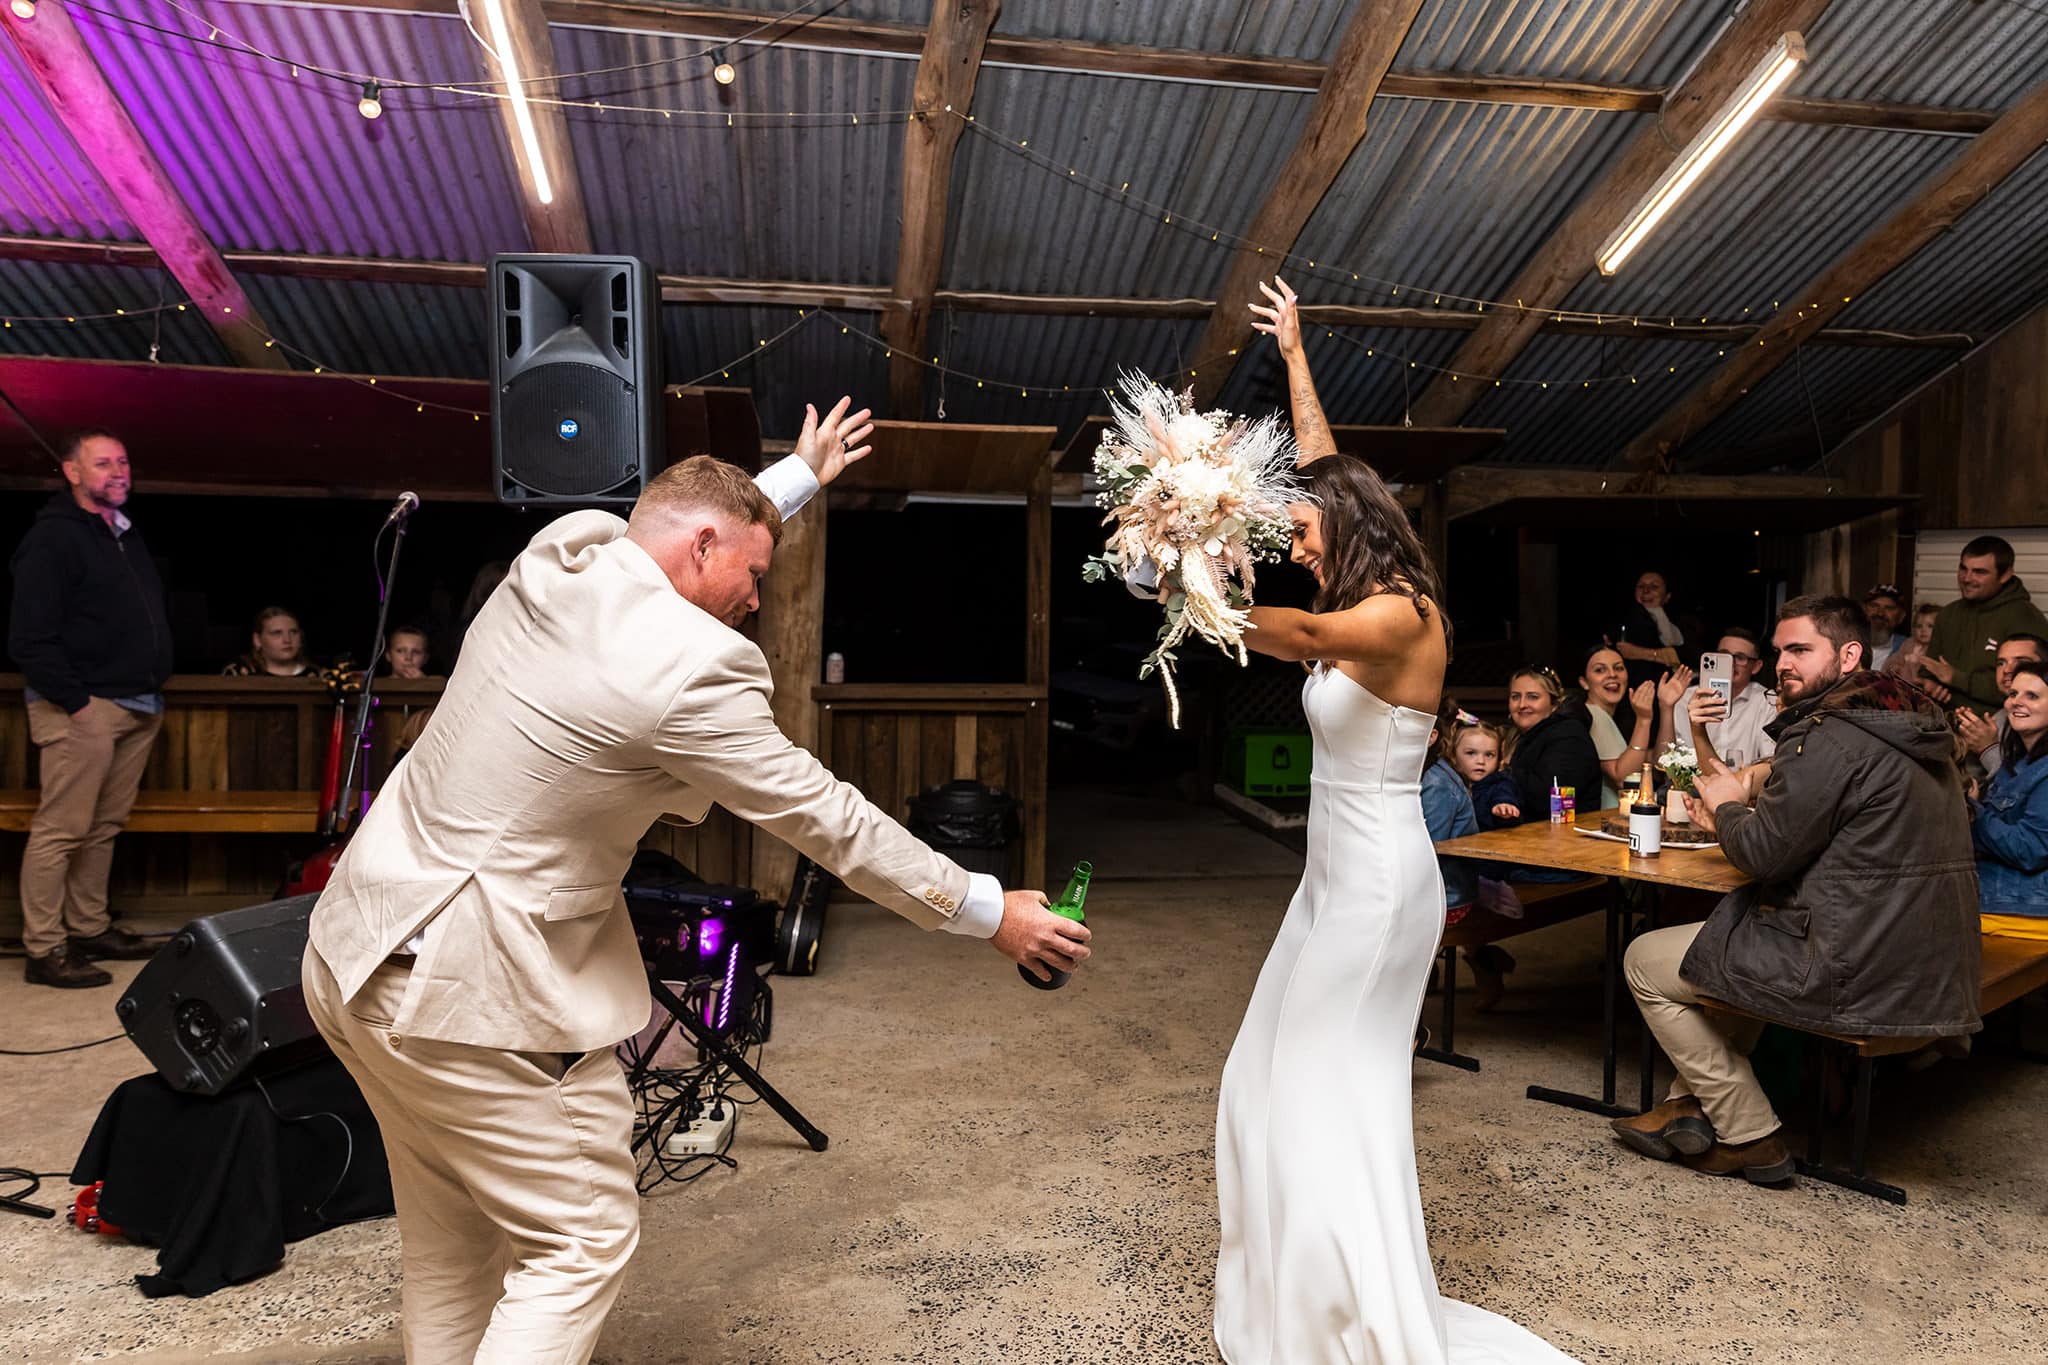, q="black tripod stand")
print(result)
[626,972,829,1154]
